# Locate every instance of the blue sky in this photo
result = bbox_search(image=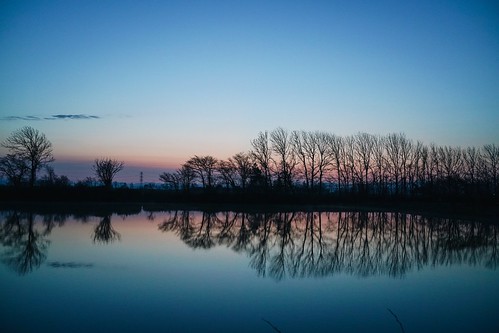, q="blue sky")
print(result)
[1,0,498,182]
